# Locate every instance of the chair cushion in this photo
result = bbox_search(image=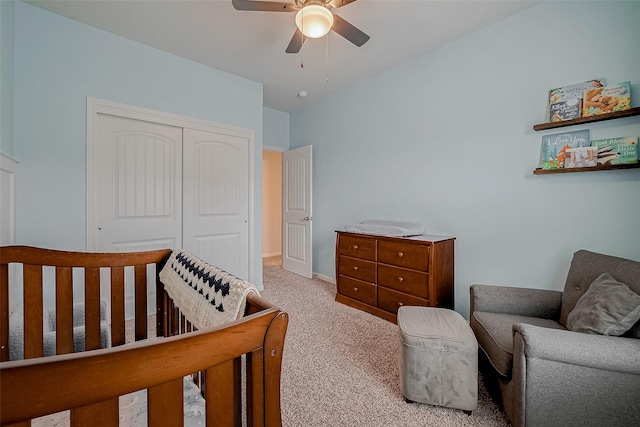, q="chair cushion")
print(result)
[398,306,476,348]
[9,301,111,361]
[561,250,640,338]
[567,273,640,336]
[470,311,565,378]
